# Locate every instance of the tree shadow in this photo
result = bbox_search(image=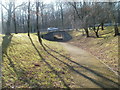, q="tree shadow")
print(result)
[28,36,70,88]
[42,44,120,88]
[2,35,35,88]
[2,35,15,73]
[2,35,13,55]
[41,31,72,42]
[2,35,69,88]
